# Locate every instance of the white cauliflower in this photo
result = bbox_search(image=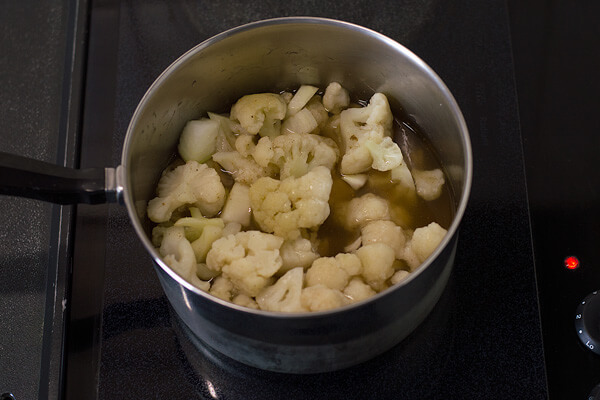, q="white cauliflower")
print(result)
[270,132,339,179]
[345,193,391,230]
[339,93,404,174]
[343,277,376,303]
[279,237,320,275]
[390,270,410,285]
[147,161,226,223]
[149,83,451,313]
[256,267,306,312]
[212,150,275,185]
[159,226,196,279]
[413,168,445,201]
[191,224,224,263]
[158,226,210,291]
[301,284,348,312]
[355,243,396,288]
[253,136,275,168]
[249,166,333,240]
[340,93,393,140]
[230,93,287,137]
[364,136,405,172]
[173,207,224,241]
[232,293,259,309]
[205,231,284,297]
[391,161,417,198]
[403,222,448,269]
[234,134,257,158]
[360,220,406,259]
[209,276,234,301]
[323,82,350,114]
[305,253,362,291]
[172,207,225,262]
